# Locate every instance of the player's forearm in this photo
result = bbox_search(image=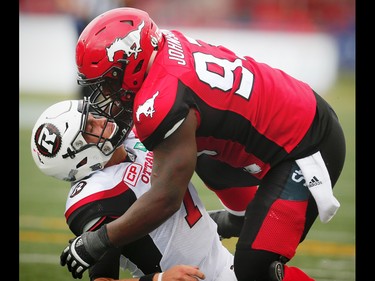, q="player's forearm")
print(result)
[94,265,205,281]
[107,185,182,246]
[107,142,192,246]
[106,111,197,247]
[94,272,161,281]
